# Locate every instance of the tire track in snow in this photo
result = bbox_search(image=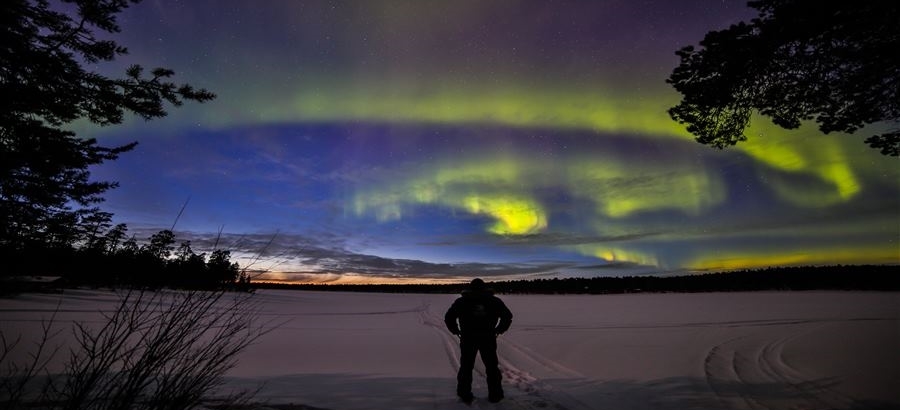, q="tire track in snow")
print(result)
[500,338,584,379]
[704,335,769,410]
[418,302,461,371]
[754,324,856,409]
[703,323,858,410]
